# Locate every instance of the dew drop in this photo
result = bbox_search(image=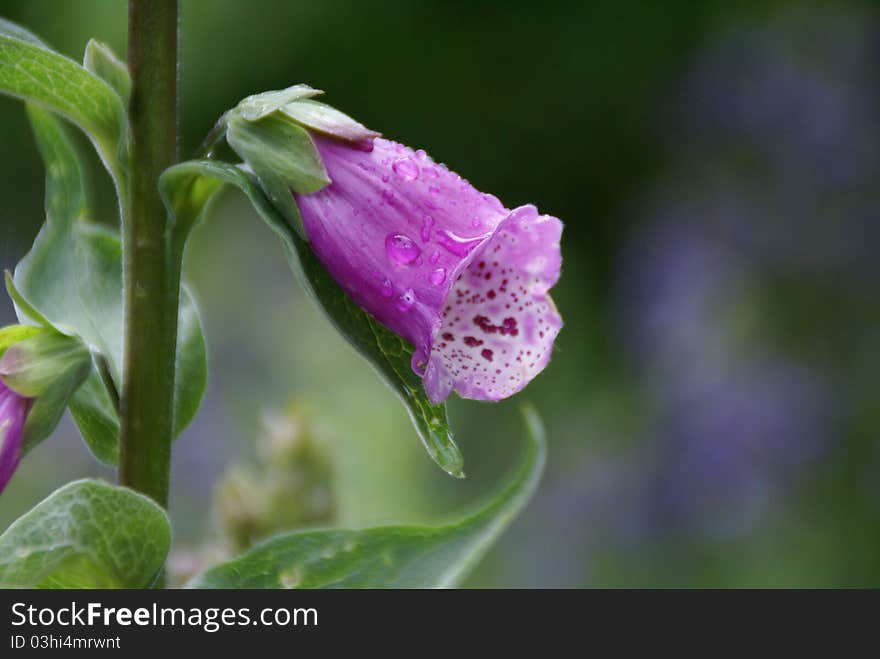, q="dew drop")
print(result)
[381,173,390,183]
[380,278,394,298]
[392,157,420,181]
[430,268,447,285]
[437,230,484,257]
[429,251,440,264]
[429,186,440,195]
[420,215,435,242]
[396,288,416,311]
[481,192,503,209]
[385,233,421,264]
[381,189,394,203]
[411,349,428,375]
